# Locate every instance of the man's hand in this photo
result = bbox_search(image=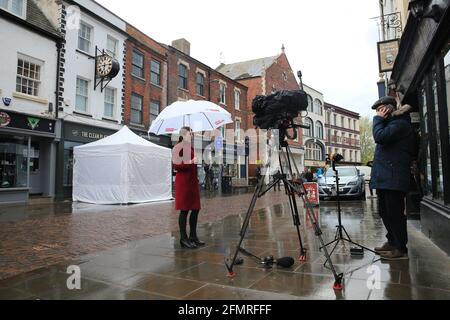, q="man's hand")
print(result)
[376,106,390,119]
